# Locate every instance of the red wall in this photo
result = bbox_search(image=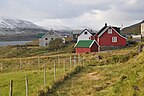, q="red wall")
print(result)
[76,42,99,53]
[90,42,99,52]
[76,48,90,53]
[98,29,126,46]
